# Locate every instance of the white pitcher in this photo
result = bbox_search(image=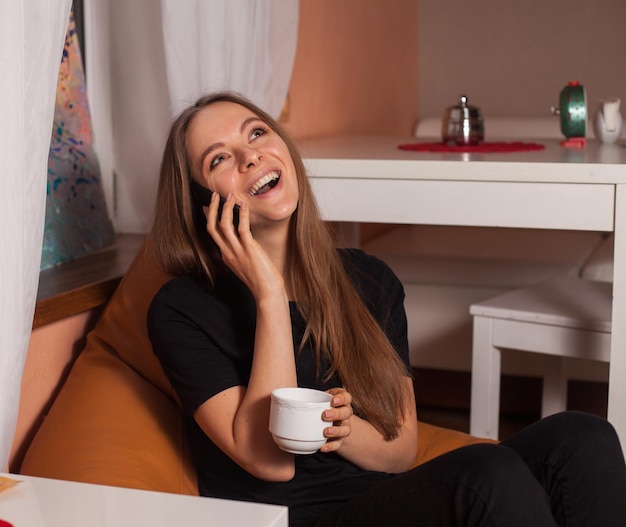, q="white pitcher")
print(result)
[593,97,623,144]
